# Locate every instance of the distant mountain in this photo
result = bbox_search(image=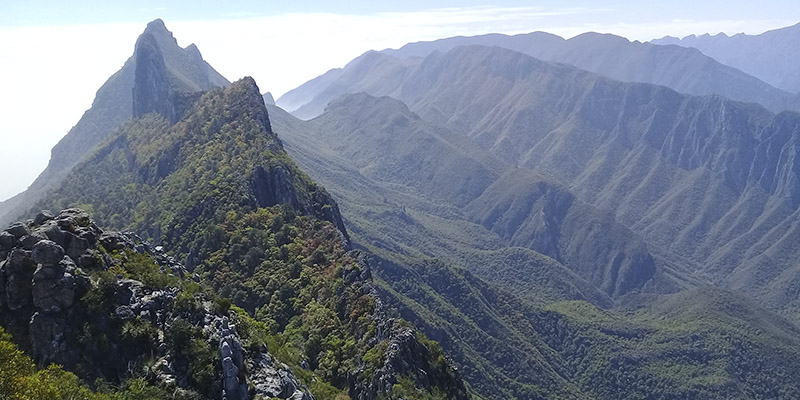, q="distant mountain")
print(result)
[653,22,800,93]
[303,92,657,298]
[385,31,798,112]
[268,85,800,400]
[278,30,798,119]
[277,52,420,119]
[0,19,229,227]
[262,91,275,105]
[281,42,800,318]
[393,45,800,314]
